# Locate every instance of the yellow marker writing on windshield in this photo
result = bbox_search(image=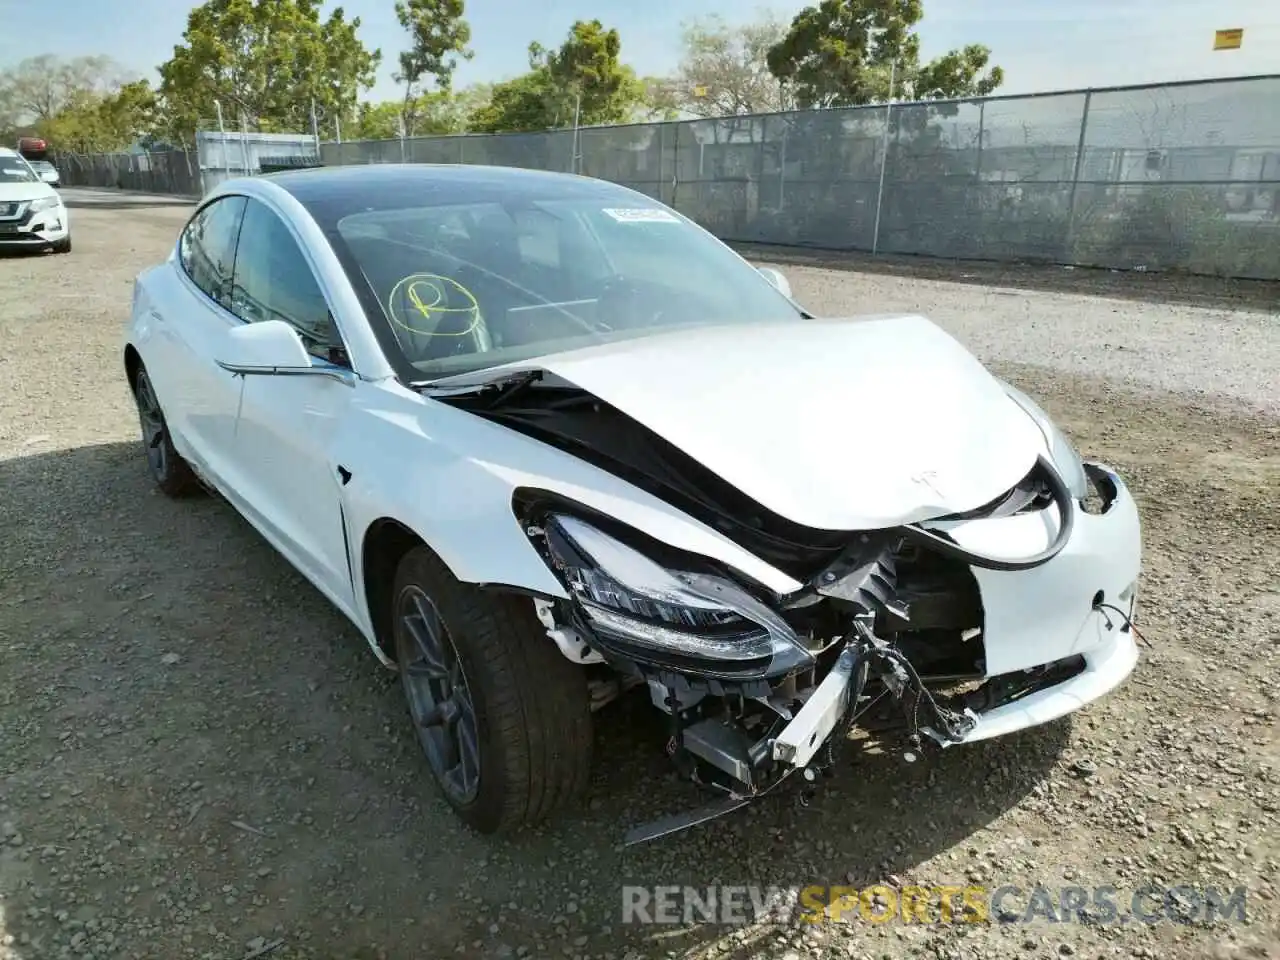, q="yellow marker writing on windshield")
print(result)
[386,273,480,336]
